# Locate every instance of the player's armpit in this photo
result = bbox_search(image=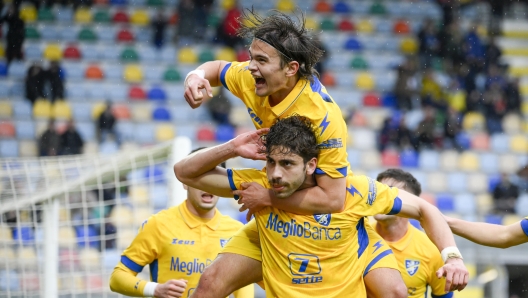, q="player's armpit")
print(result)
[109,263,146,297]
